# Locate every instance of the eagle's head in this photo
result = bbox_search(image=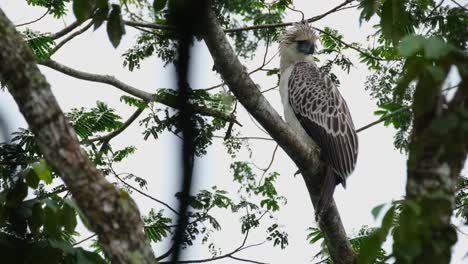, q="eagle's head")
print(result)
[279,23,318,69]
